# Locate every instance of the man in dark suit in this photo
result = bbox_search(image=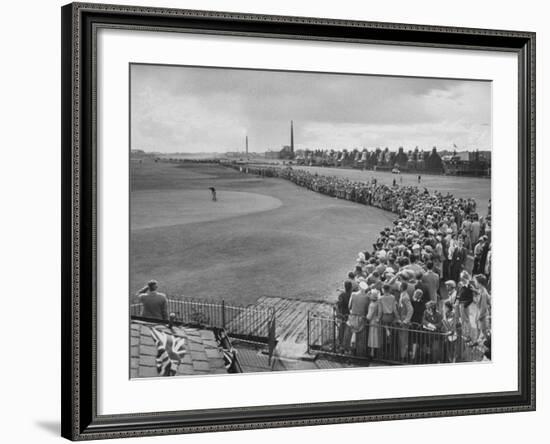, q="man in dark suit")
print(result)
[414,272,431,304]
[450,237,467,284]
[336,280,353,351]
[421,261,440,303]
